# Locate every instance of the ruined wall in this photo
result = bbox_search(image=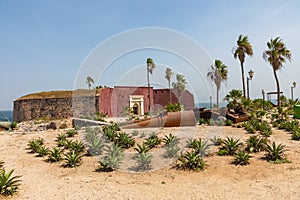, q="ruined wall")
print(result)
[13,96,97,123]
